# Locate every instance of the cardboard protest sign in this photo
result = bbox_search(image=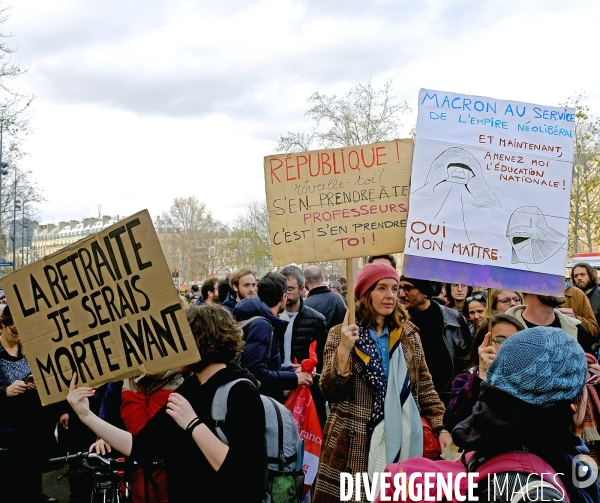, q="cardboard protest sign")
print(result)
[403,89,575,295]
[3,210,199,405]
[264,140,413,265]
